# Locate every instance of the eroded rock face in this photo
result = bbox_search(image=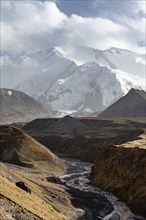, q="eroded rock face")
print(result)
[90,145,146,217]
